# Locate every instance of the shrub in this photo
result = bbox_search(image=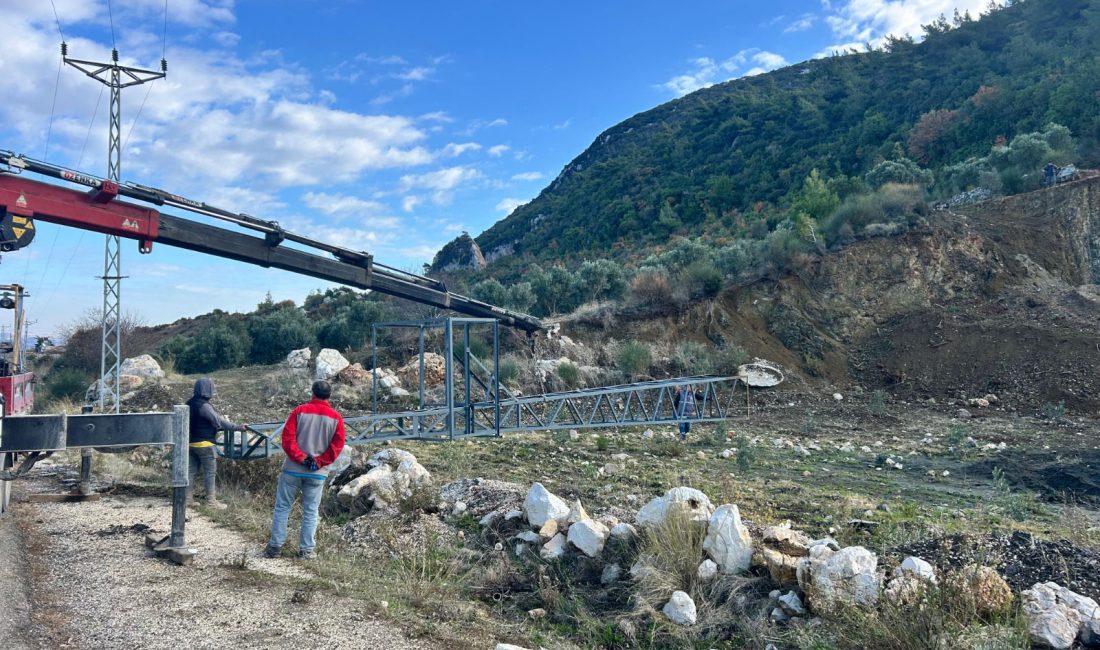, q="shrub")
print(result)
[497,356,520,386]
[616,341,652,379]
[684,261,723,298]
[866,157,933,188]
[247,307,313,365]
[43,368,92,402]
[629,268,676,313]
[177,323,252,374]
[712,345,749,375]
[1040,400,1066,420]
[557,361,581,388]
[671,341,713,375]
[471,278,510,306]
[734,434,754,471]
[575,259,628,302]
